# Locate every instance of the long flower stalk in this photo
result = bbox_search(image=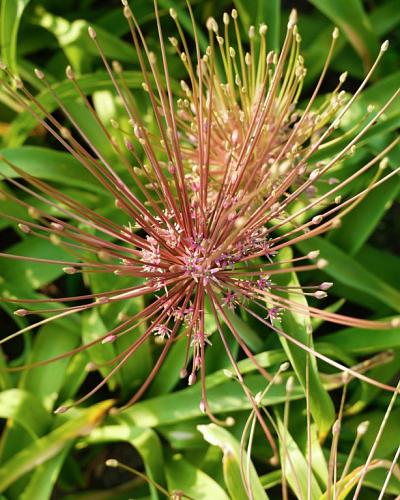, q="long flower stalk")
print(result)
[0,2,399,429]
